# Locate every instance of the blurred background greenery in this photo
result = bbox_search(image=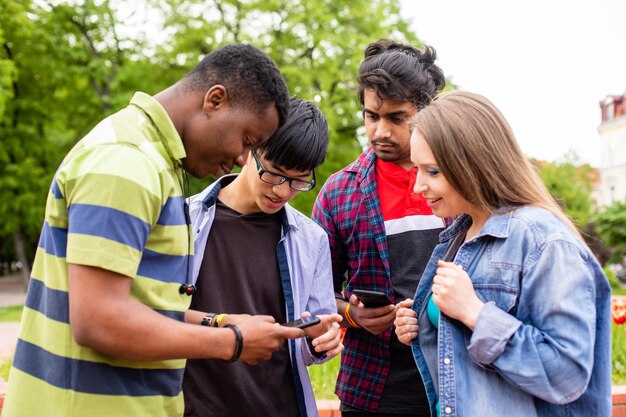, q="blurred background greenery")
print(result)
[1,0,625,290]
[1,0,626,396]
